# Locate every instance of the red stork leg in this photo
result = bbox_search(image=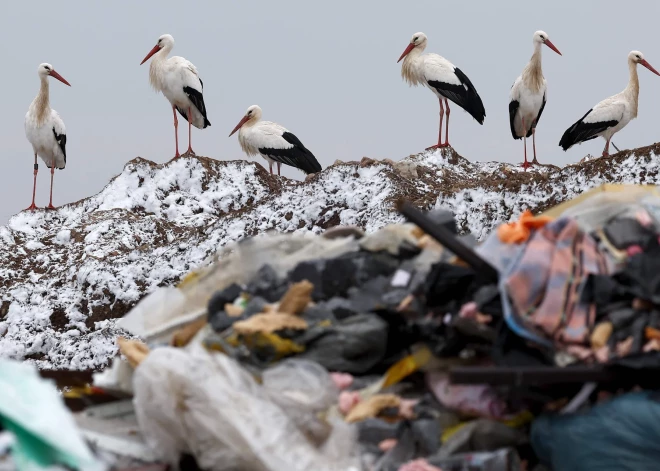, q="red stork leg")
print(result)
[172,106,180,158]
[426,97,445,150]
[442,98,451,147]
[46,164,56,210]
[531,127,540,165]
[521,117,530,171]
[268,162,273,174]
[25,154,39,211]
[602,137,611,157]
[187,107,195,155]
